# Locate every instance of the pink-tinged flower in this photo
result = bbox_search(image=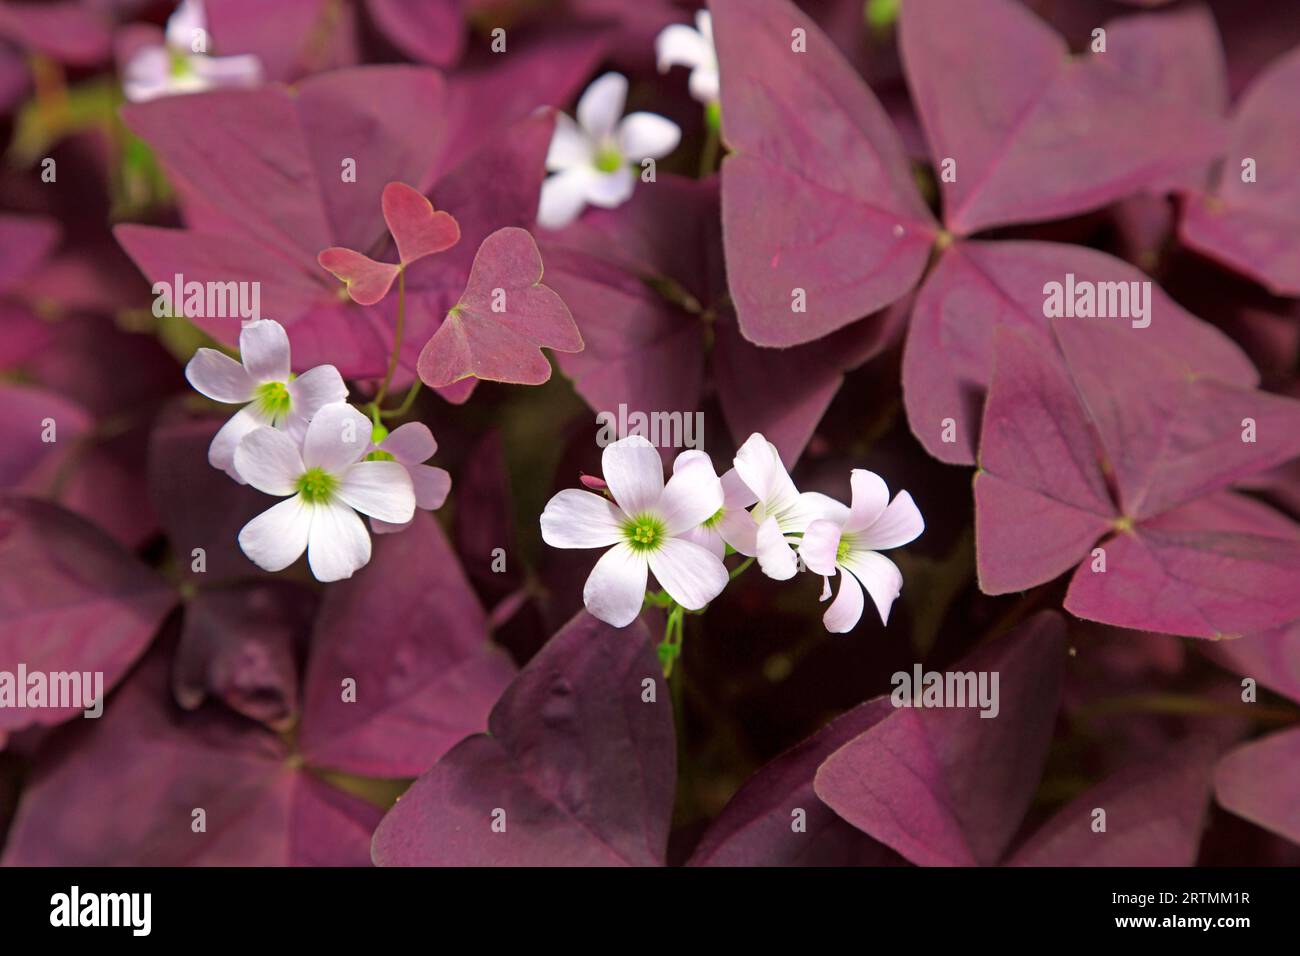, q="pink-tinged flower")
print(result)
[538,72,682,230]
[123,0,262,103]
[539,435,727,627]
[656,11,719,106]
[234,403,415,582]
[798,470,924,632]
[365,421,451,534]
[671,450,758,558]
[732,433,845,581]
[184,319,346,482]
